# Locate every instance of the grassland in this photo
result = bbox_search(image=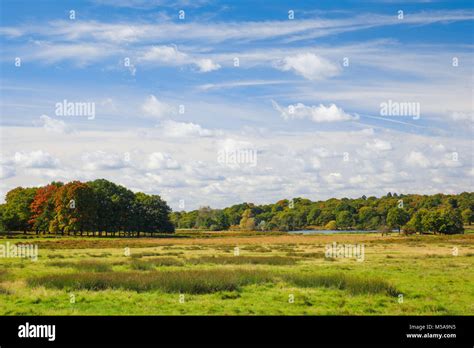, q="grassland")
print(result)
[0,231,473,315]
